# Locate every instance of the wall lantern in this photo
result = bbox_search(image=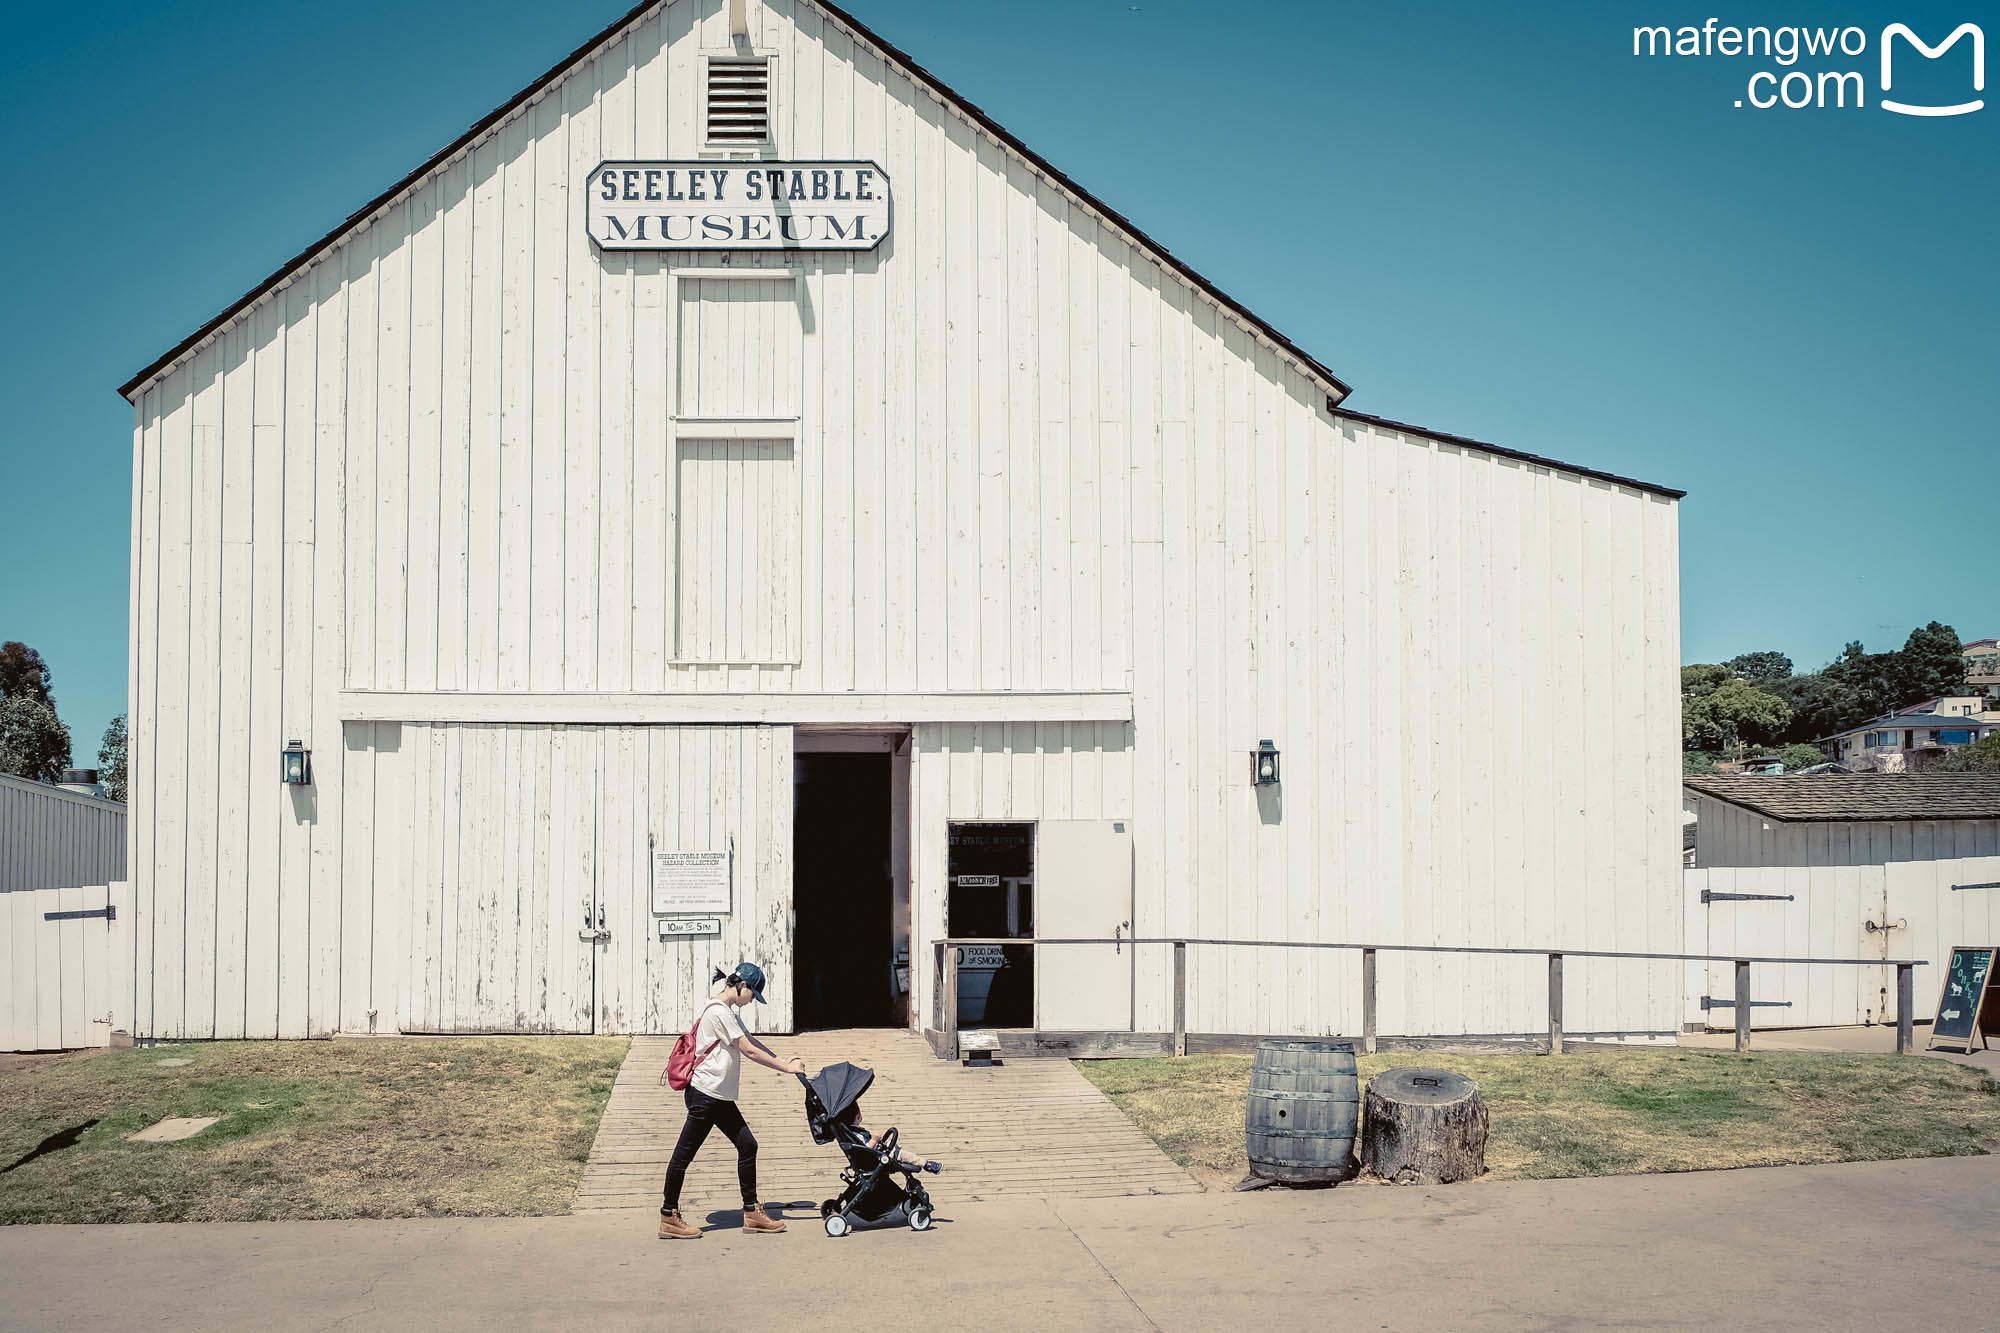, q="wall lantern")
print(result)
[282,739,313,787]
[1252,739,1280,787]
